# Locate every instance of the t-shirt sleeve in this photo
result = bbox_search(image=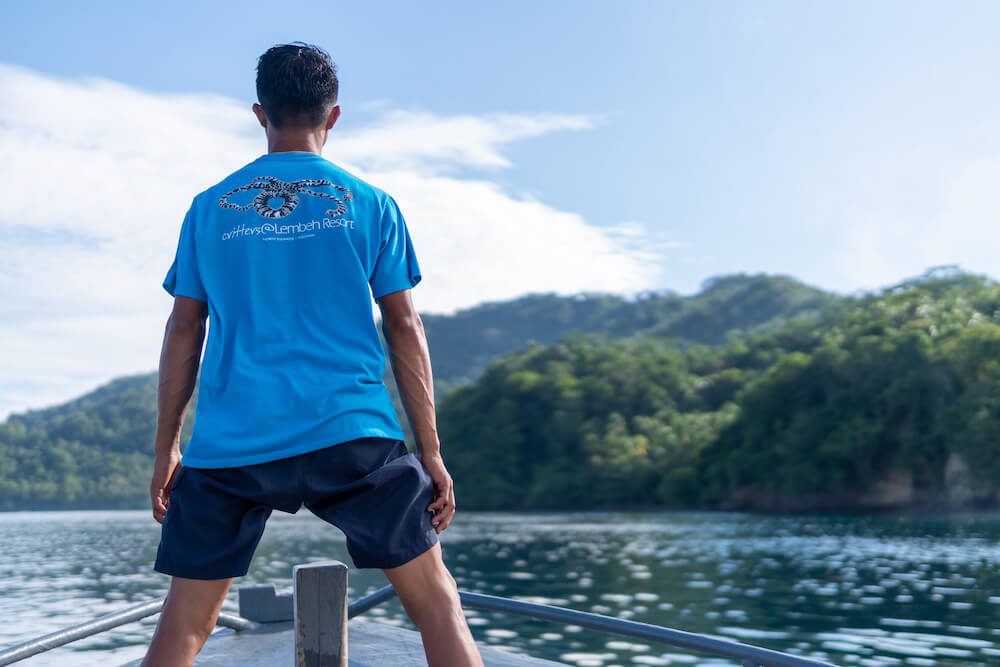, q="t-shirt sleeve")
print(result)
[369,194,422,300]
[162,198,208,302]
